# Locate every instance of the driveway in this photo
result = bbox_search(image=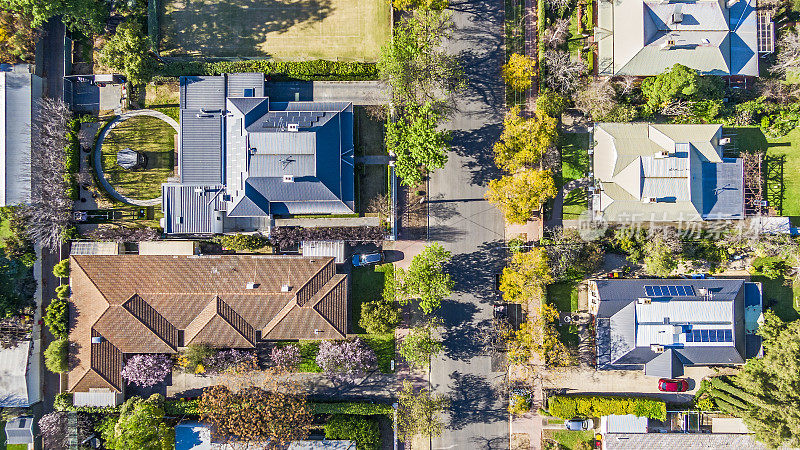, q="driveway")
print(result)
[427,0,508,448]
[265,81,390,105]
